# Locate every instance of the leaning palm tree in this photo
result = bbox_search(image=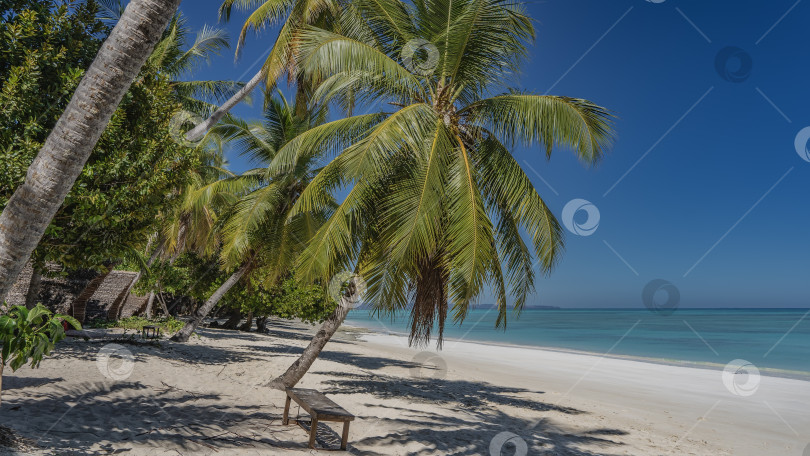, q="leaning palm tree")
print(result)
[170,94,363,342]
[274,0,615,347]
[99,3,243,117]
[0,0,181,302]
[183,0,381,141]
